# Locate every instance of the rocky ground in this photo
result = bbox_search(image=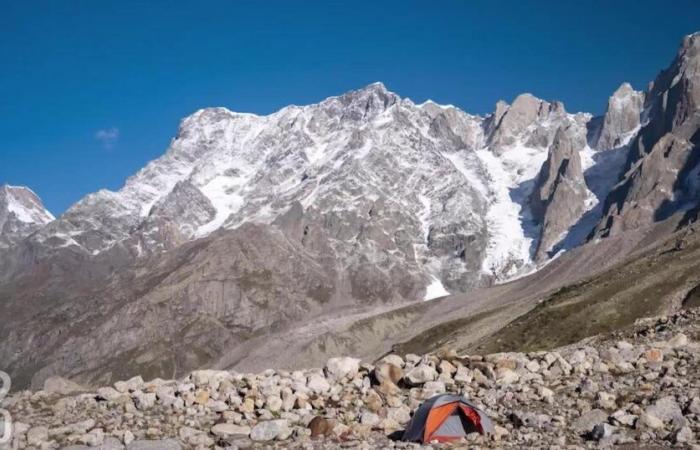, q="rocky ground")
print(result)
[3,308,700,449]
